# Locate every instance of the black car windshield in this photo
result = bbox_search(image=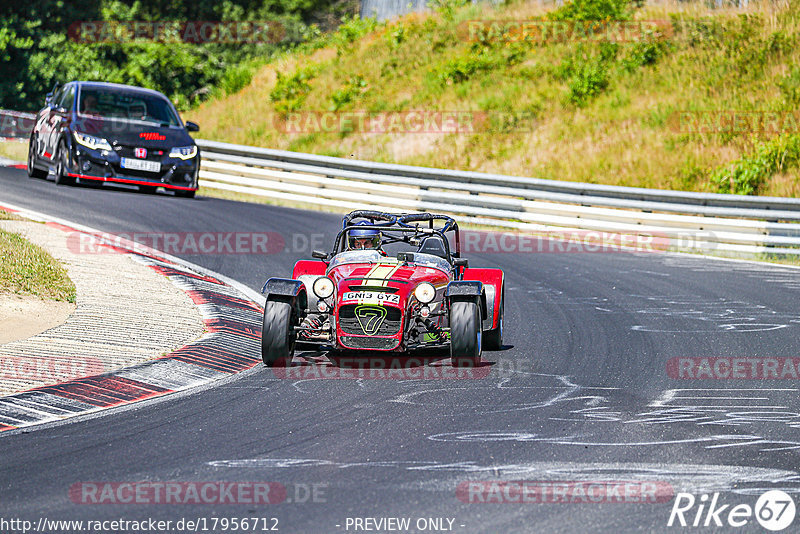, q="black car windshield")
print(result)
[77,87,181,126]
